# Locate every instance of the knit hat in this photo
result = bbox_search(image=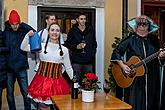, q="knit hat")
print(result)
[9,10,21,25]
